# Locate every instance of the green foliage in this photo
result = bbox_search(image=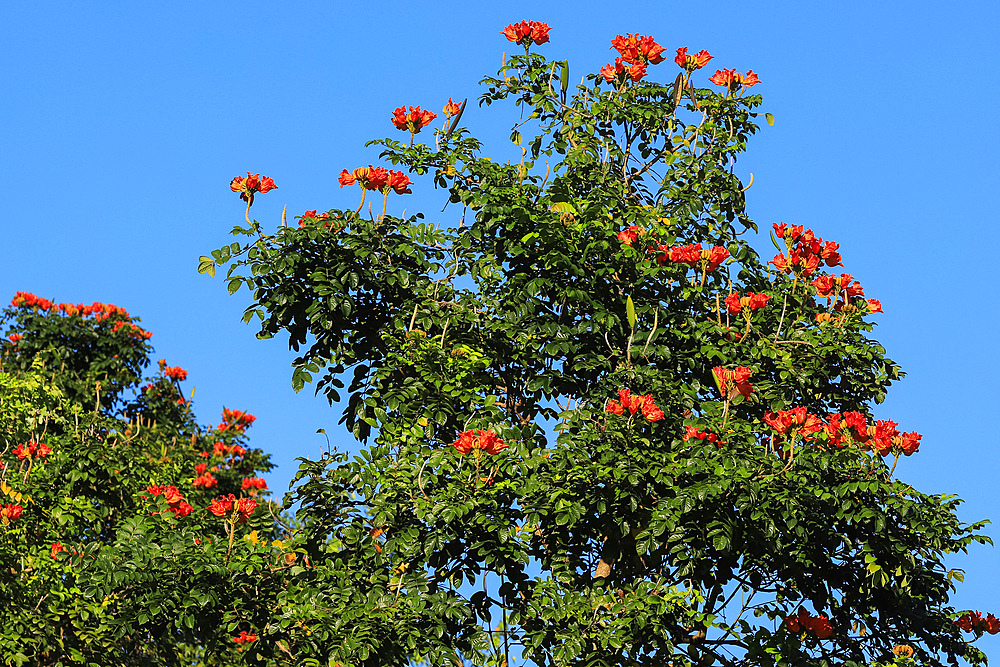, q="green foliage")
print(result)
[0,297,279,665]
